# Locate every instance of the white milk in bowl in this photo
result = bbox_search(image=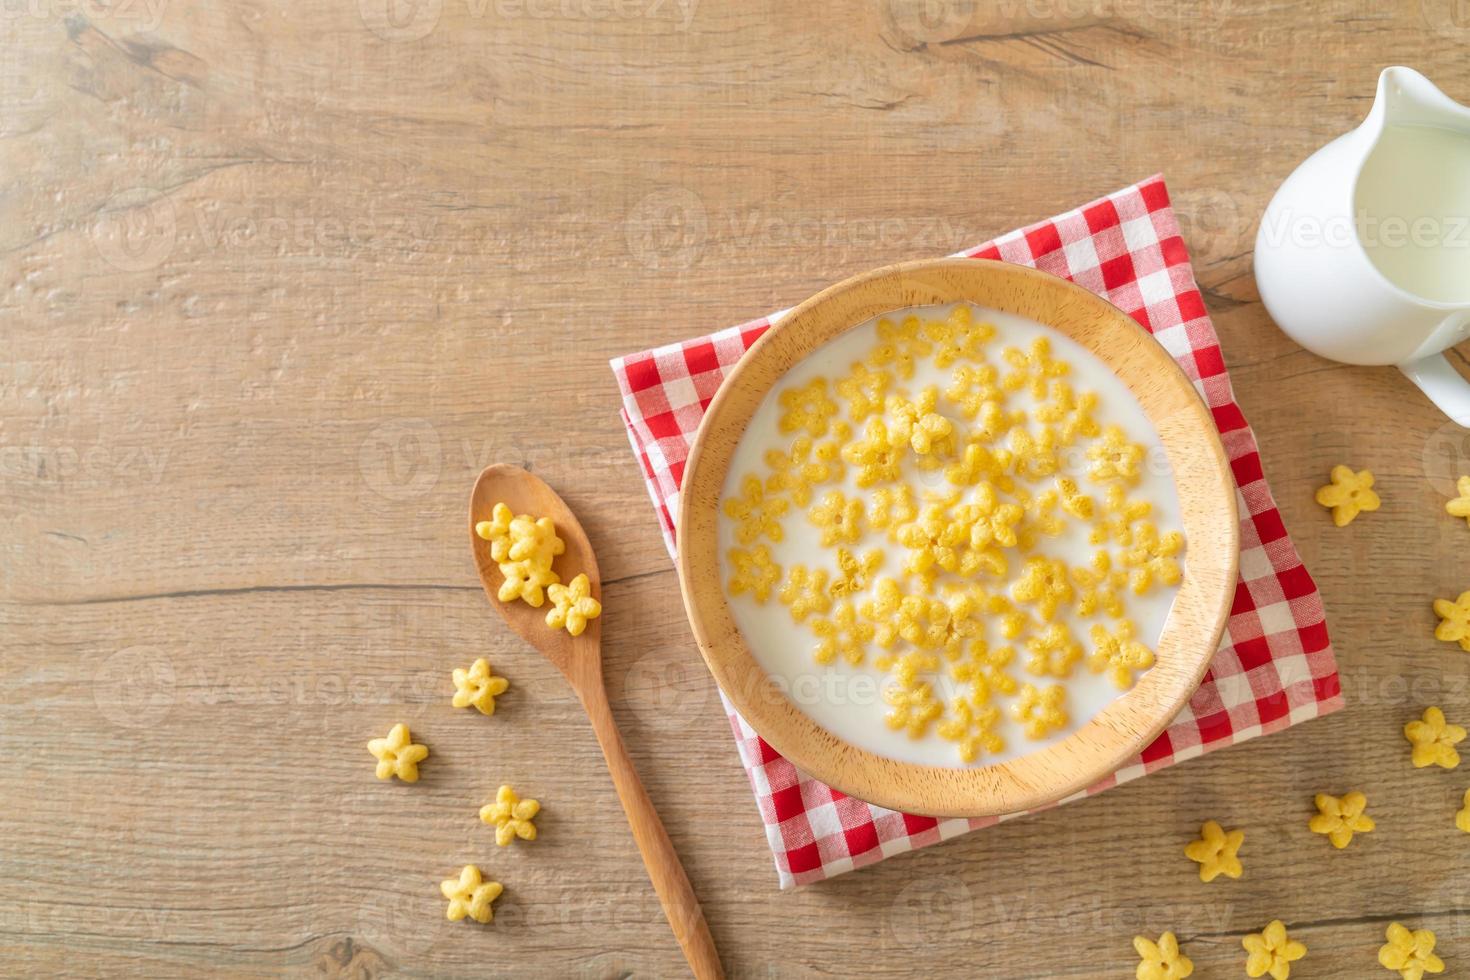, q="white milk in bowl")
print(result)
[1355,123,1470,305]
[717,303,1185,768]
